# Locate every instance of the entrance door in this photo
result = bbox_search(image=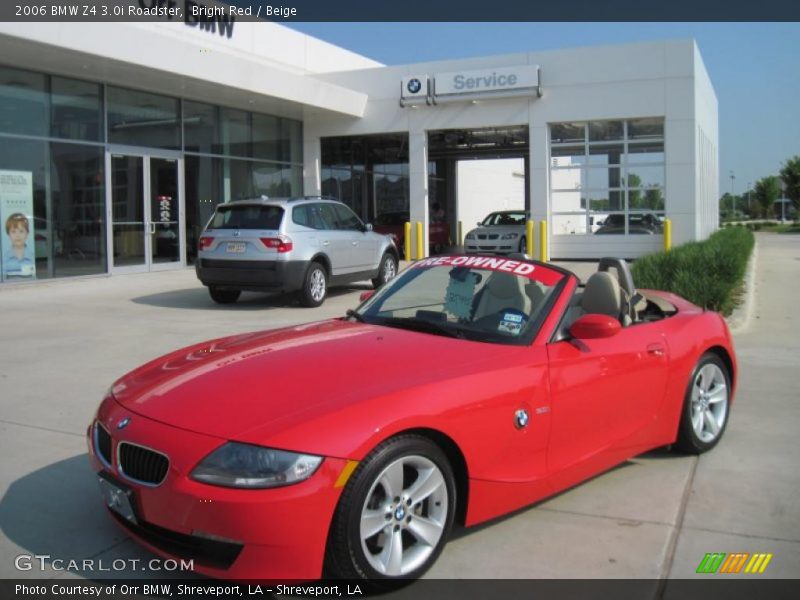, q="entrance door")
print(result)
[109,153,184,272]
